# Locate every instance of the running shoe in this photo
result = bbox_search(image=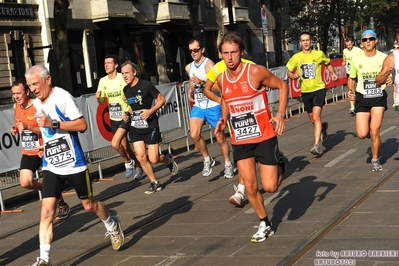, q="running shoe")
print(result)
[166,153,178,175]
[348,108,355,115]
[55,202,70,220]
[229,185,245,207]
[144,180,162,194]
[125,159,135,178]
[134,167,144,180]
[251,221,274,243]
[202,157,215,177]
[320,122,329,142]
[310,144,321,155]
[224,162,235,179]
[31,257,51,266]
[104,216,124,251]
[371,159,383,172]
